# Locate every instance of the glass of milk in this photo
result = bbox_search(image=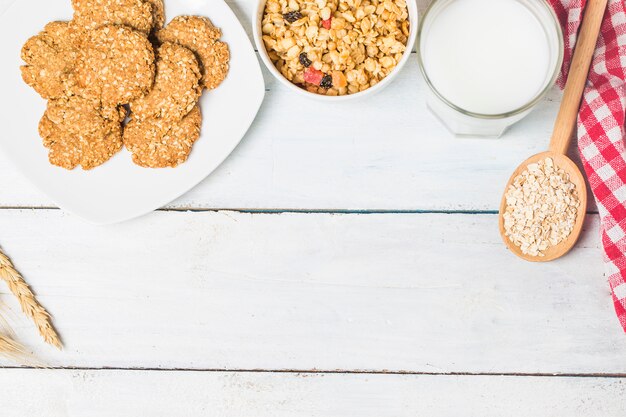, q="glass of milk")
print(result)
[418,0,564,137]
